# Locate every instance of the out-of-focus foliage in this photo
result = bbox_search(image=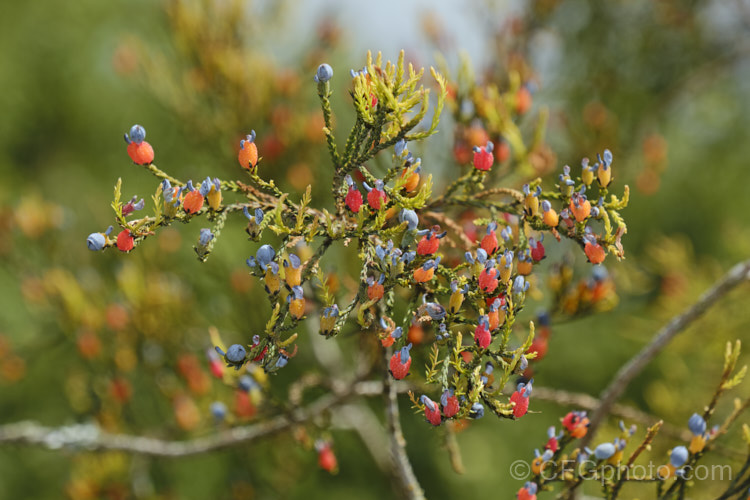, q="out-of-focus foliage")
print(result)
[0,0,748,499]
